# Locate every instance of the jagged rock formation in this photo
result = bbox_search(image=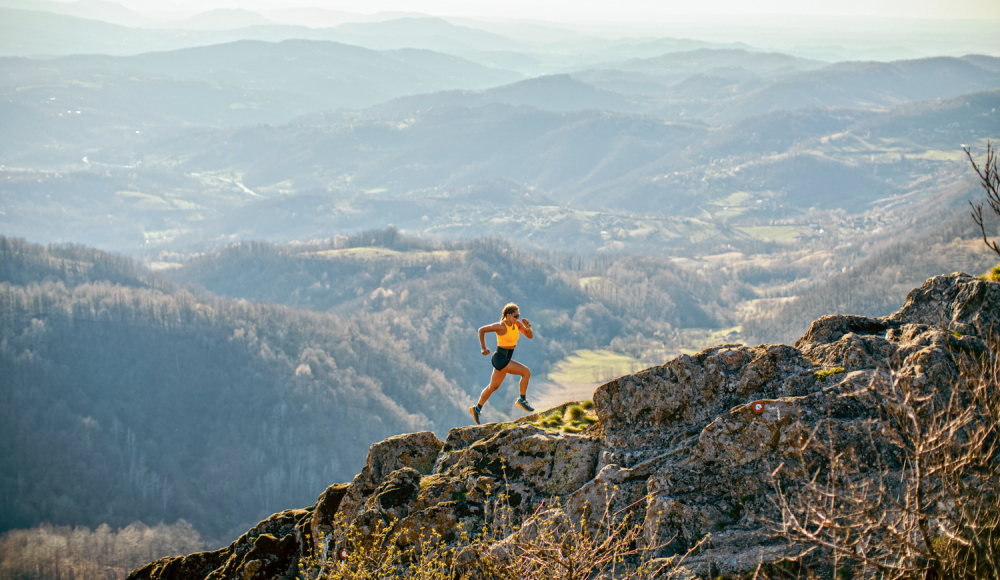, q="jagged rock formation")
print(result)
[128,273,1000,580]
